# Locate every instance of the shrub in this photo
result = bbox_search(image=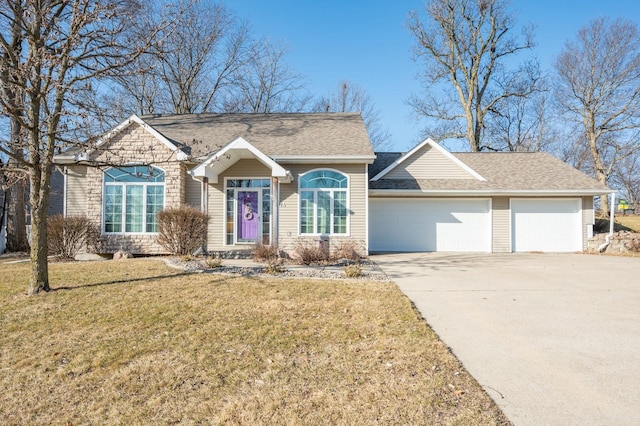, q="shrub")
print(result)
[294,241,329,265]
[334,239,363,261]
[253,243,278,261]
[47,214,99,259]
[157,206,210,255]
[264,258,286,274]
[344,263,363,278]
[204,256,223,268]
